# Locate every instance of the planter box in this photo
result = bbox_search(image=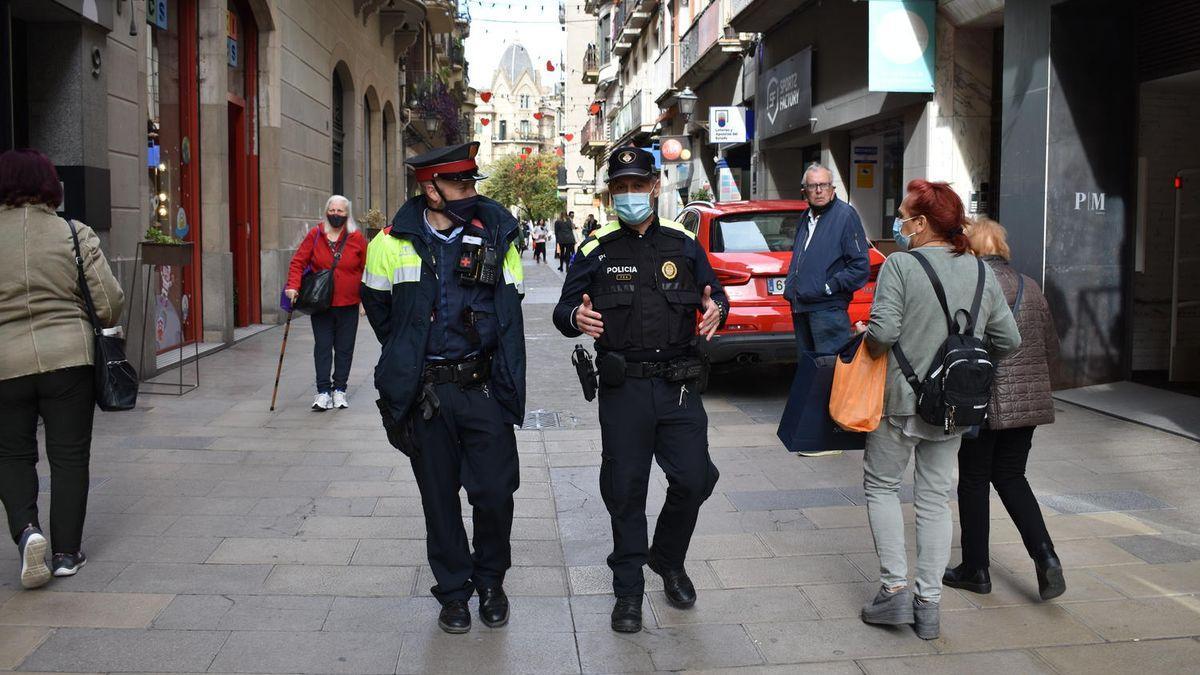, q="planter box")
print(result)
[141,241,194,267]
